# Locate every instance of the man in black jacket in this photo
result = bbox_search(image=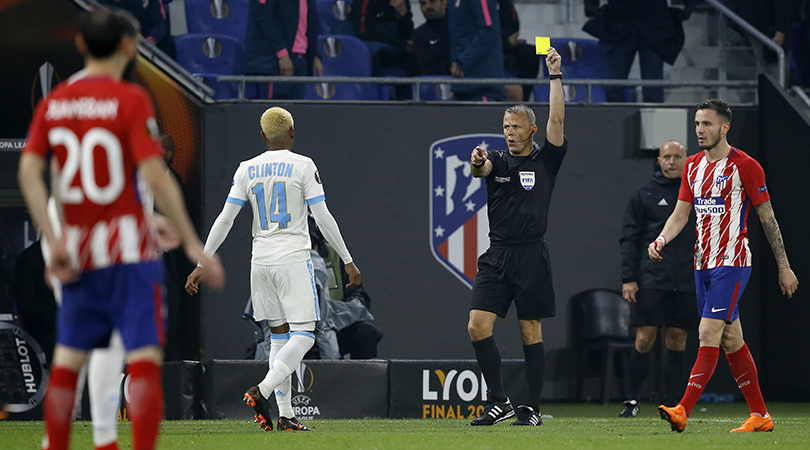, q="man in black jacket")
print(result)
[350,0,416,98]
[618,140,698,417]
[244,0,322,99]
[583,0,696,102]
[499,0,540,102]
[413,0,450,75]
